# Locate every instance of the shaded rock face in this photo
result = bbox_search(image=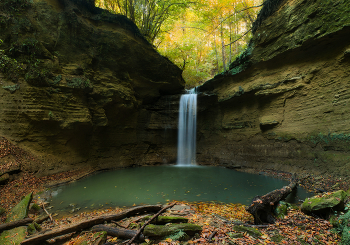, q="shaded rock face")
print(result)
[198,0,350,177]
[0,0,184,174]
